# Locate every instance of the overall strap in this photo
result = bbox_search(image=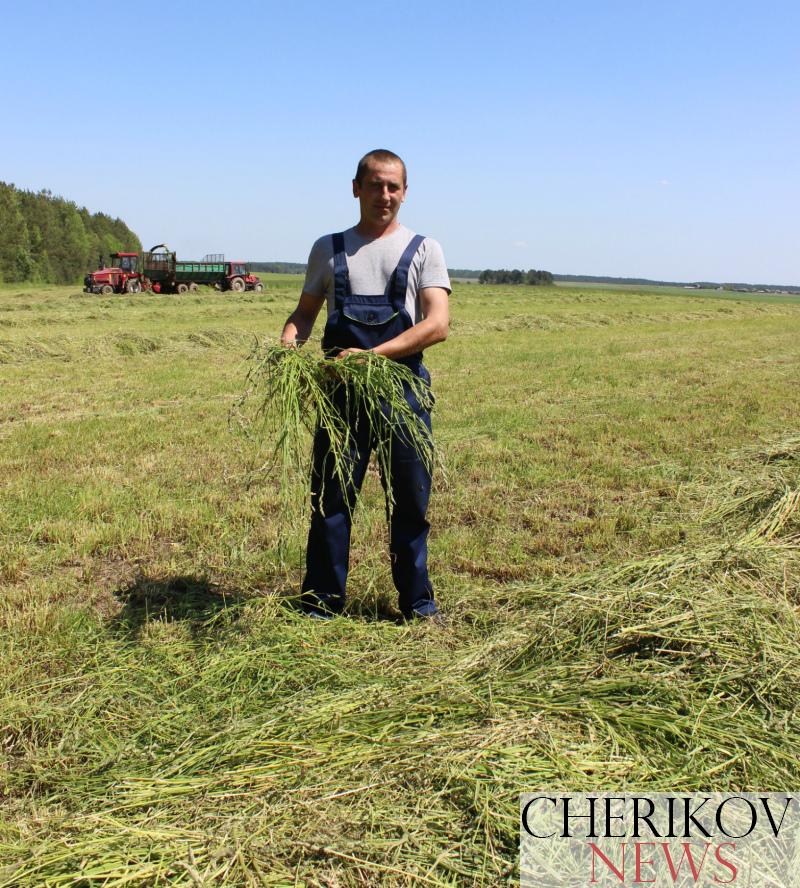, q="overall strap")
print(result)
[331,232,350,303]
[391,234,425,311]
